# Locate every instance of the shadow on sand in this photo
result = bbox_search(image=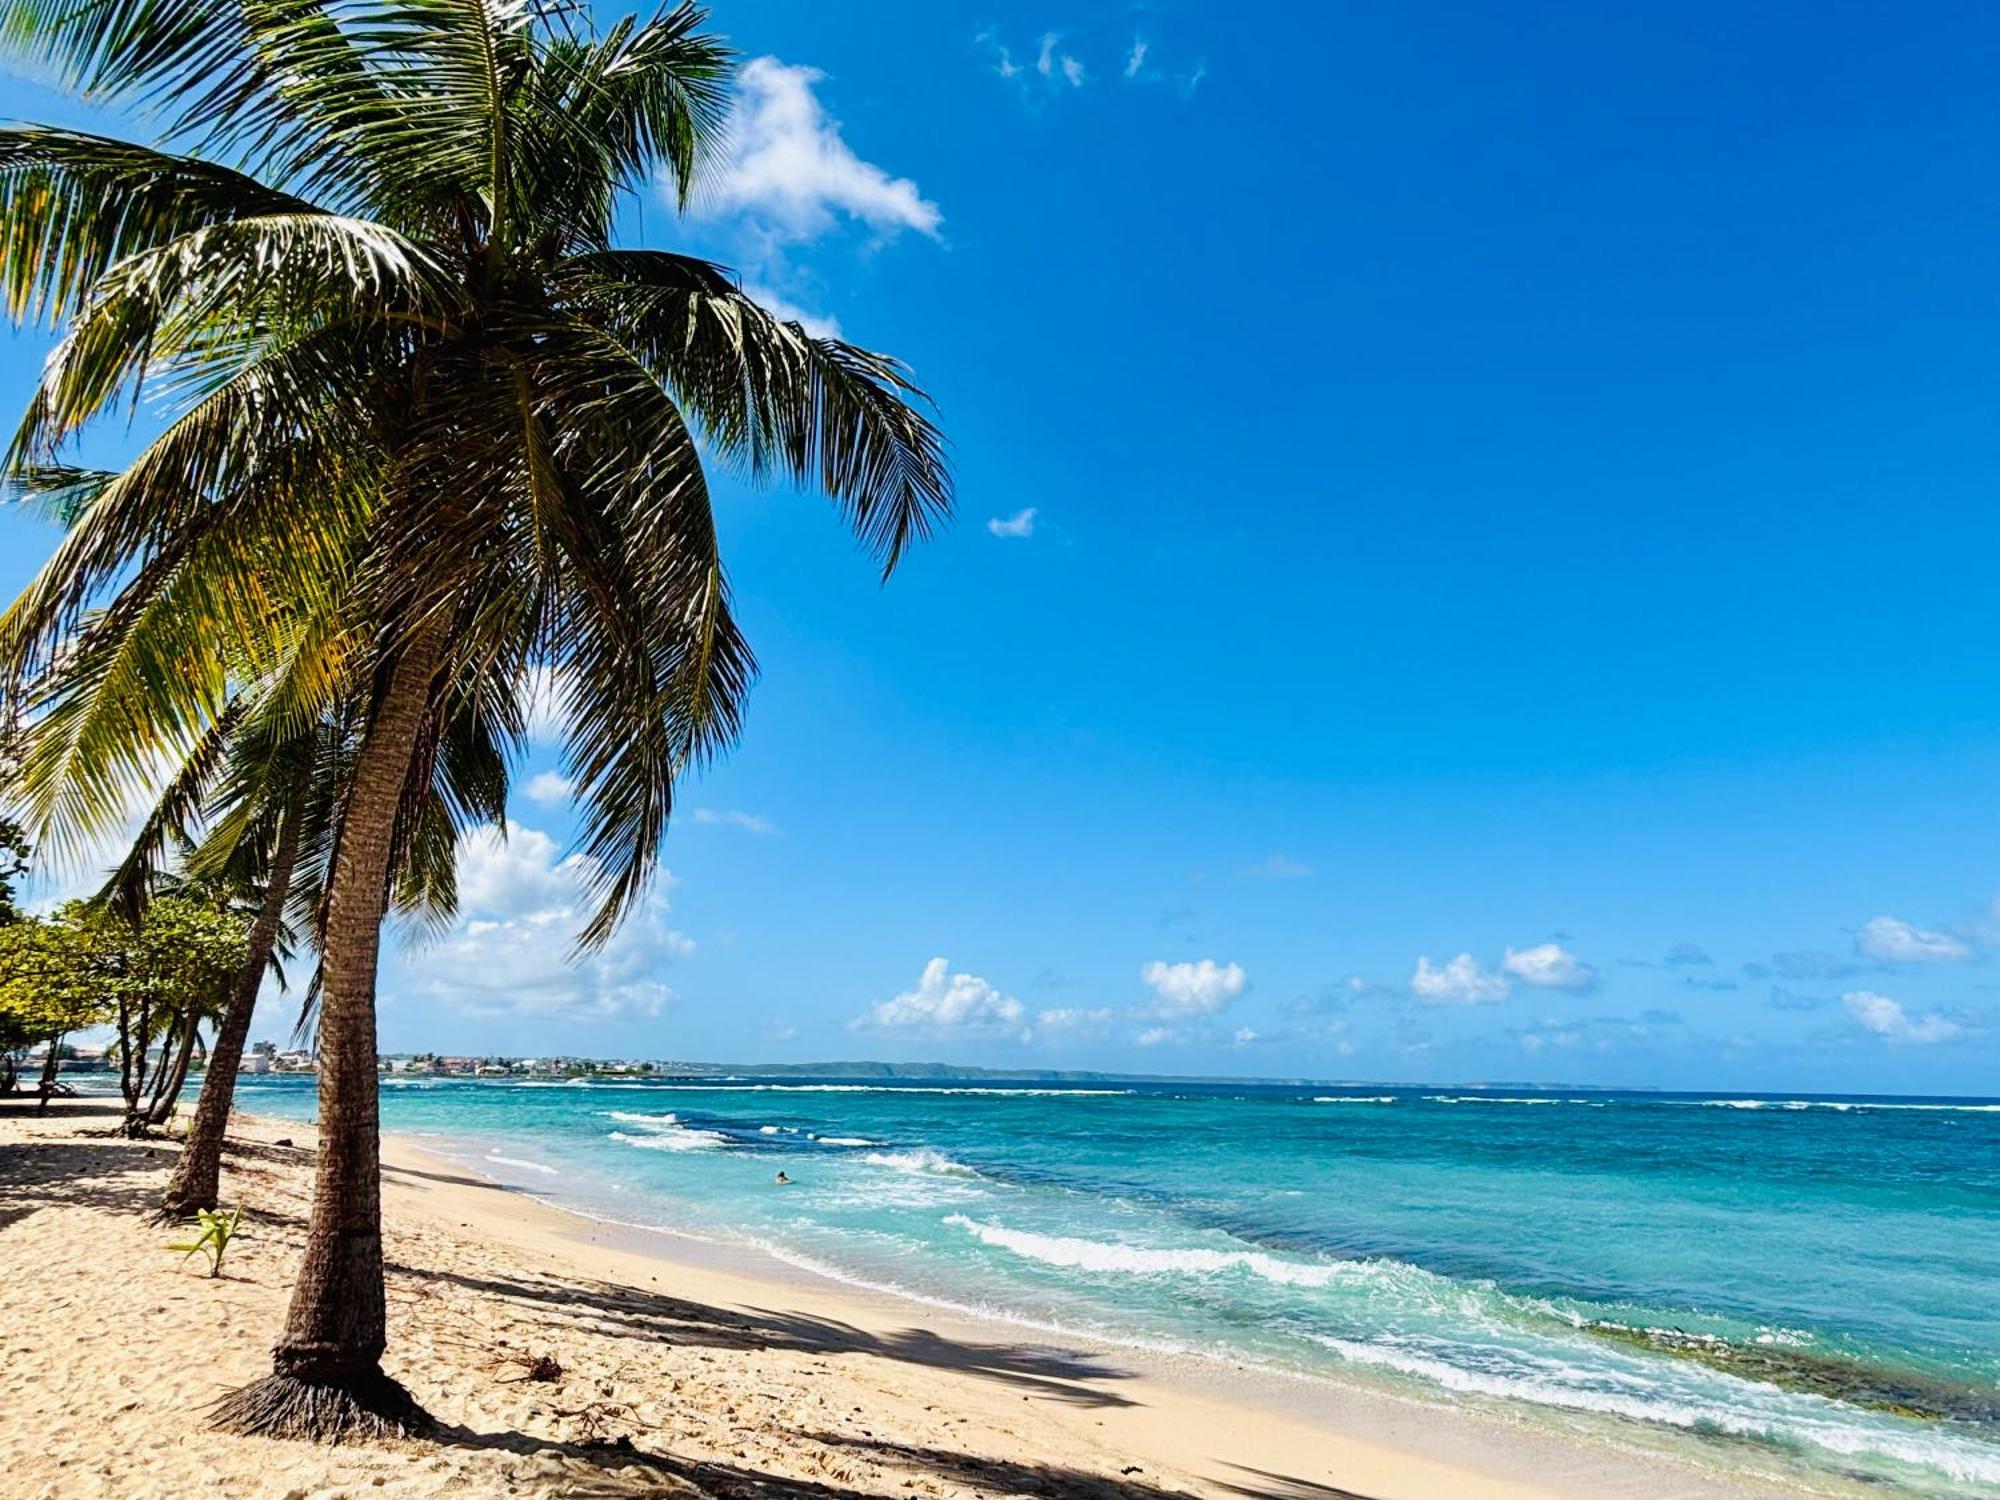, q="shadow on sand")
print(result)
[4,1099,1371,1499]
